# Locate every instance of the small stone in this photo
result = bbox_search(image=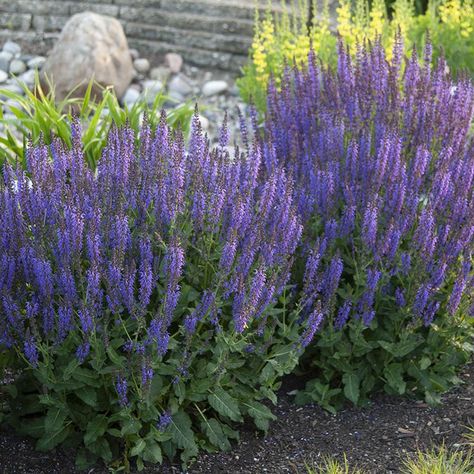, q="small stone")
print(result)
[5,99,22,112]
[168,74,192,96]
[150,66,171,83]
[202,80,228,97]
[0,83,24,98]
[27,56,46,70]
[164,52,183,74]
[122,87,140,106]
[19,54,34,63]
[0,70,8,84]
[129,48,139,60]
[3,41,21,56]
[167,90,184,103]
[19,69,36,86]
[141,79,163,104]
[133,58,150,74]
[198,115,209,130]
[0,51,12,72]
[9,59,26,75]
